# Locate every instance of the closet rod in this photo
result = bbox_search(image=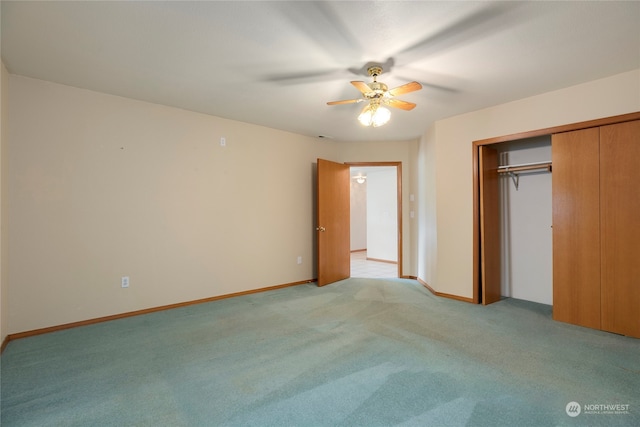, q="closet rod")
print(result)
[497,161,552,174]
